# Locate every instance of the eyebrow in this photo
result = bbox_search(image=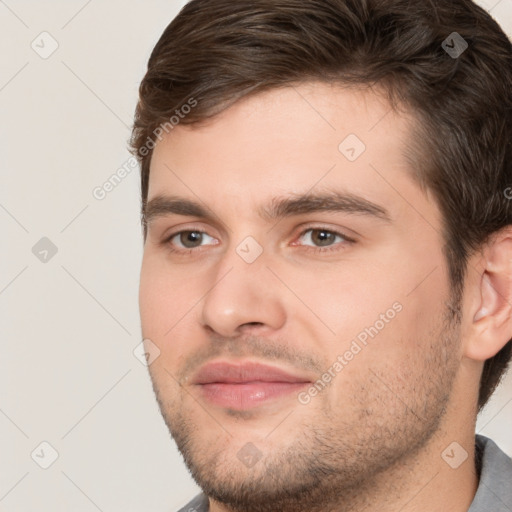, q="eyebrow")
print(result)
[143,191,391,228]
